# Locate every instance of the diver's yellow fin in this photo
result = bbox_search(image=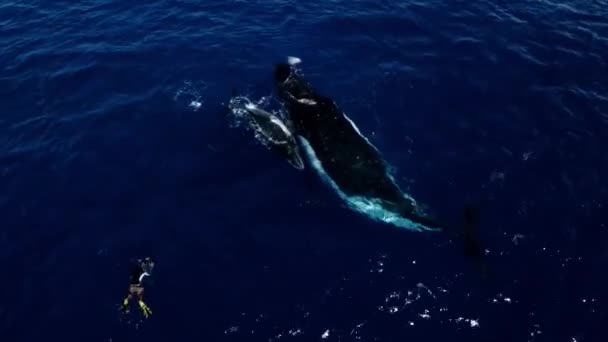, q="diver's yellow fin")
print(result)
[138,300,152,318]
[121,298,130,313]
